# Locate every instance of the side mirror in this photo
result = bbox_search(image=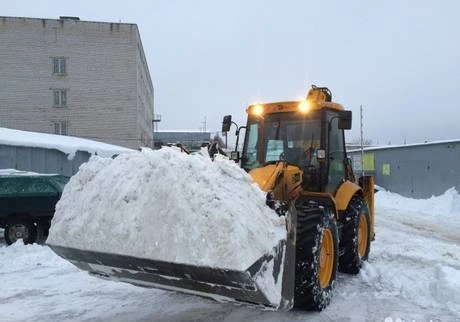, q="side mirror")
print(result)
[230,151,240,162]
[222,115,232,132]
[338,110,352,130]
[317,149,326,160]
